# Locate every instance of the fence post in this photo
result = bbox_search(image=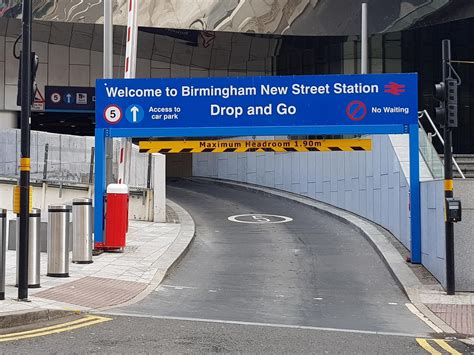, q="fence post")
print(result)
[145,154,153,220]
[42,143,49,181]
[88,147,95,198]
[89,147,95,185]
